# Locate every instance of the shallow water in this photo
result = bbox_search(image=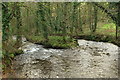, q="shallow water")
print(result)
[9,39,119,78]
